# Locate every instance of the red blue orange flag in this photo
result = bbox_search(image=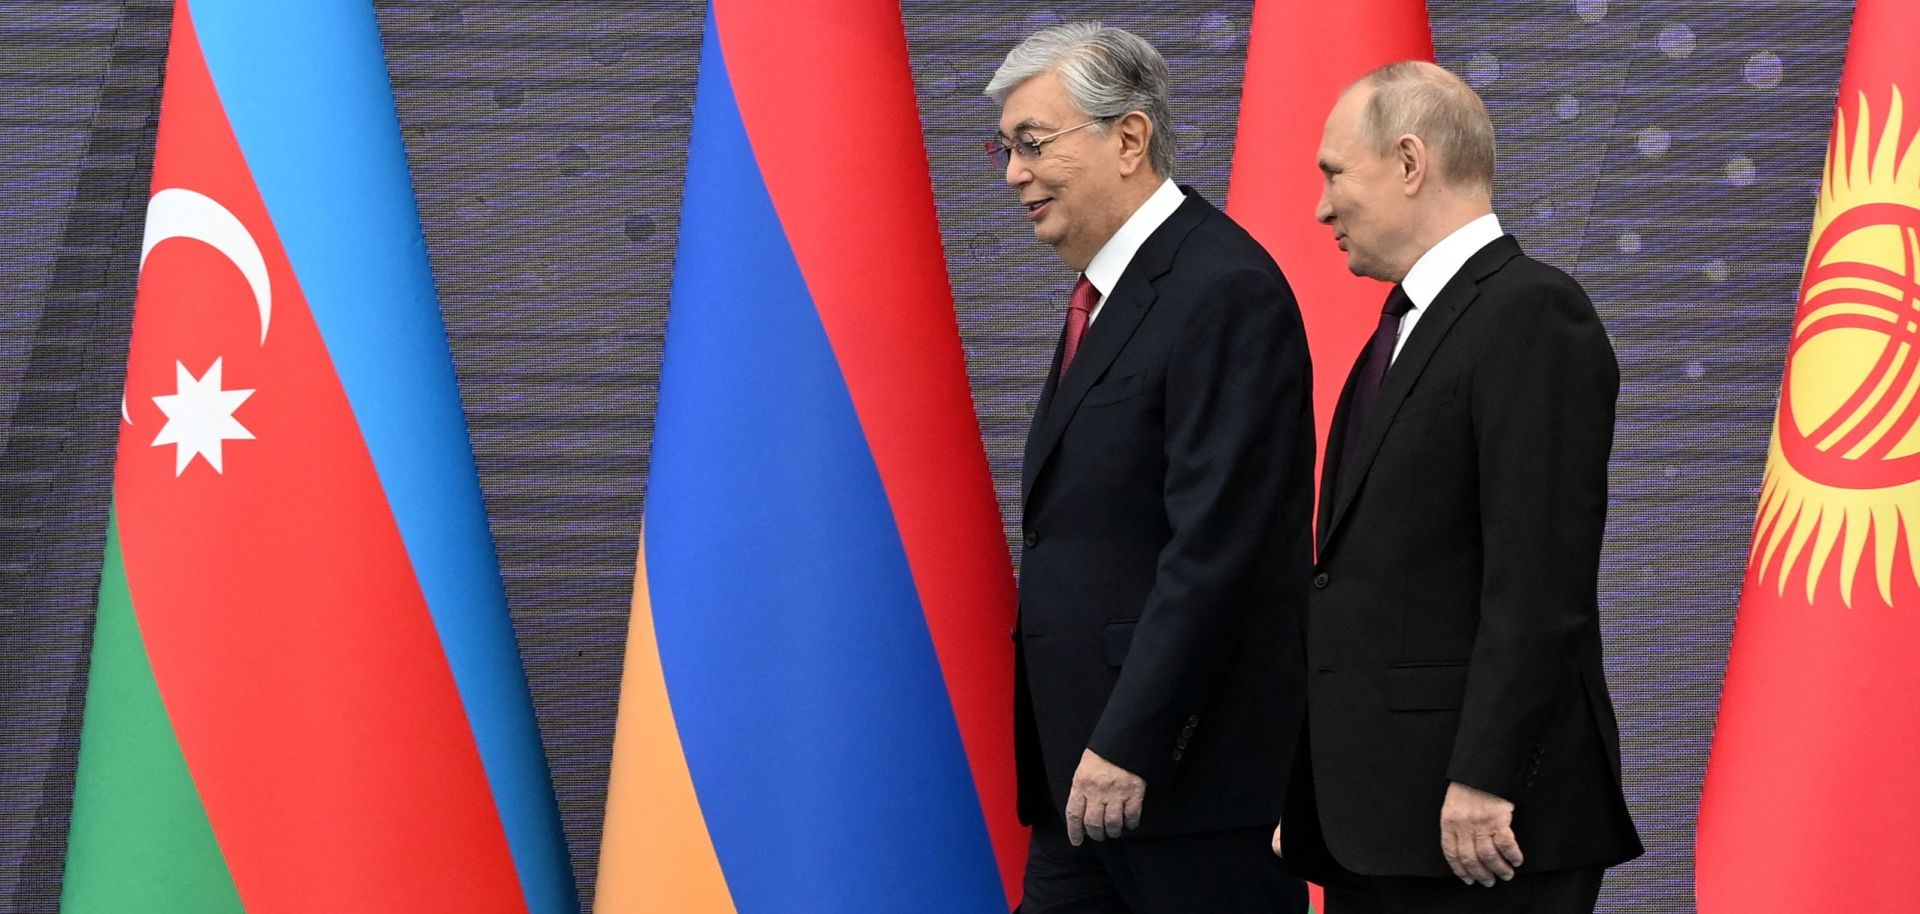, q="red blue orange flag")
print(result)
[594,1,1024,910]
[61,3,576,911]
